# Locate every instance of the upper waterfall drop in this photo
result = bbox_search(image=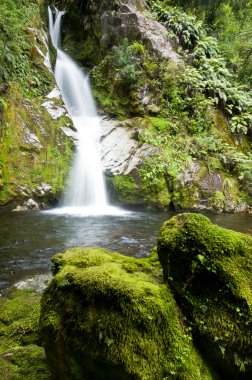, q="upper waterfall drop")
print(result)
[48,7,120,216]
